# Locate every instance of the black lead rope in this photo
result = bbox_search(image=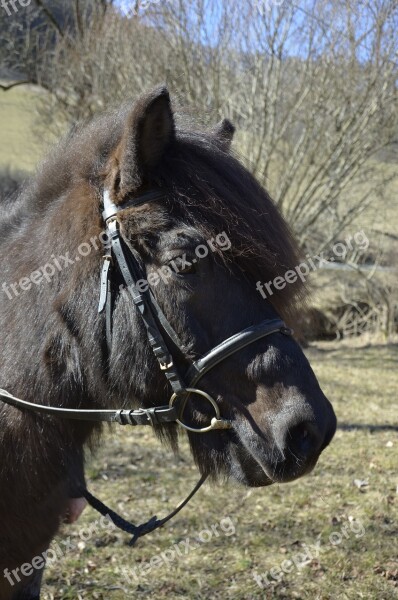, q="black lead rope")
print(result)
[81,474,208,546]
